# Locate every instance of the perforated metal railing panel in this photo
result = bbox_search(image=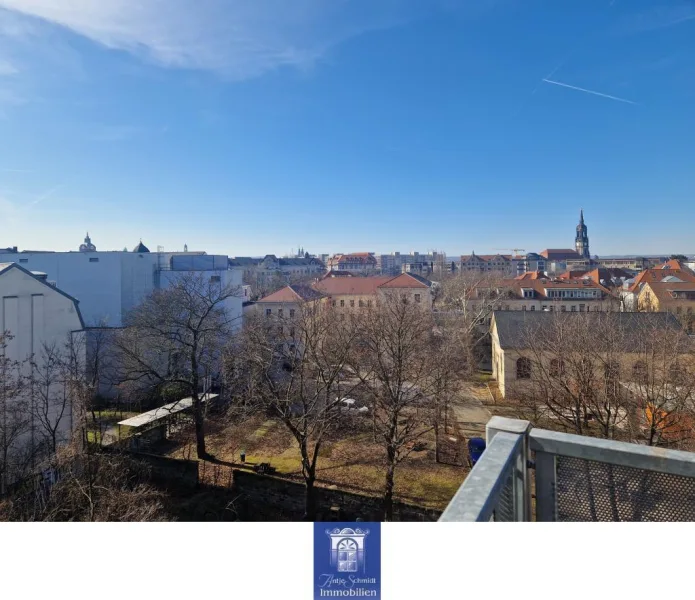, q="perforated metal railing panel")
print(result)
[555,455,695,522]
[493,469,515,522]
